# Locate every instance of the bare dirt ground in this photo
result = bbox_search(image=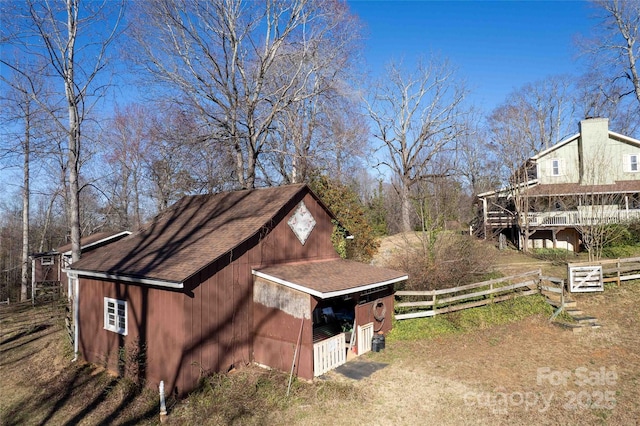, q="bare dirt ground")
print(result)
[1,240,639,425]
